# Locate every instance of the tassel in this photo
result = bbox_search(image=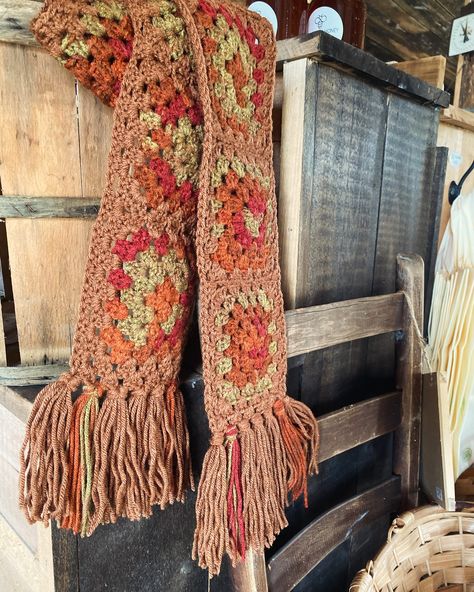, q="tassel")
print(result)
[61,385,102,534]
[192,438,228,573]
[19,373,80,525]
[225,426,245,561]
[193,395,319,575]
[20,375,194,536]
